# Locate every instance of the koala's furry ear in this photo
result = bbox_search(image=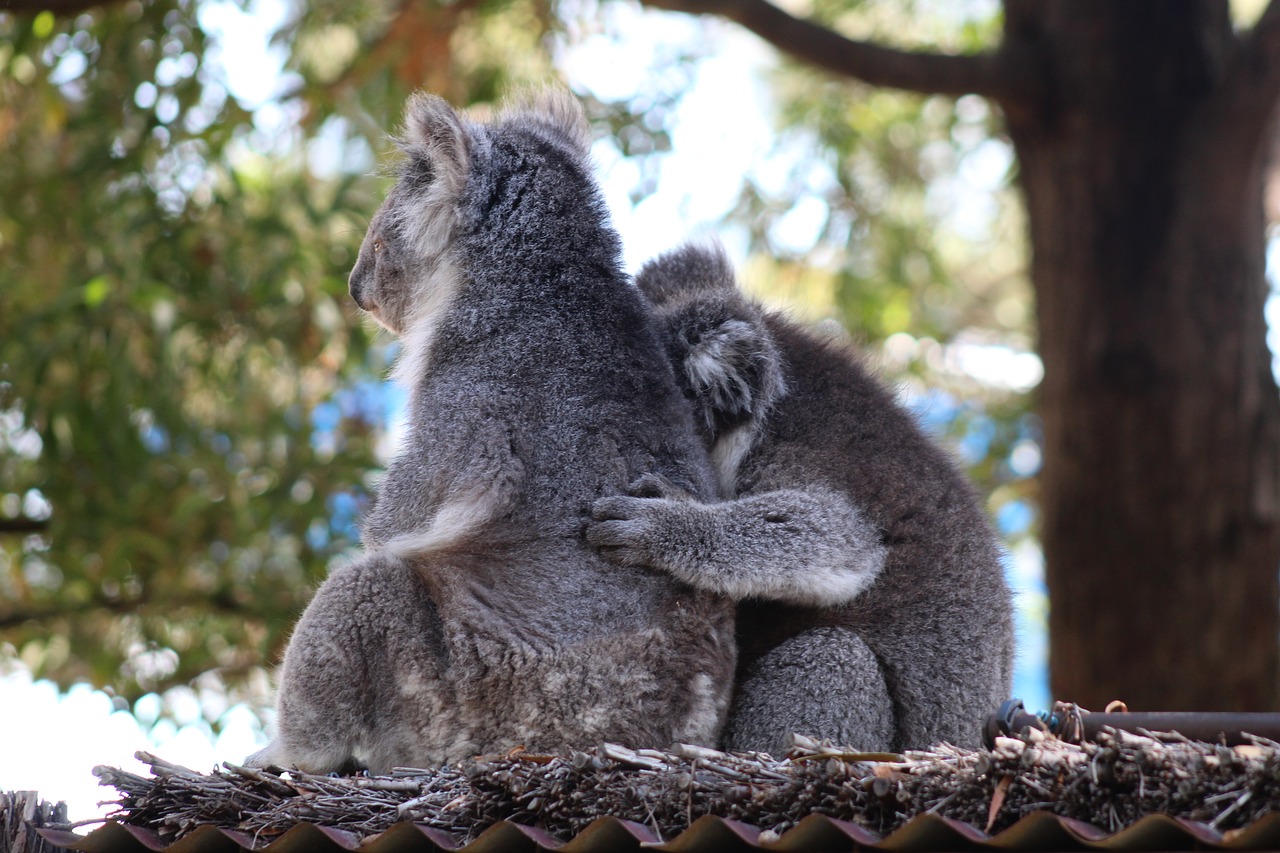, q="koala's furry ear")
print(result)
[637,241,738,307]
[400,92,472,195]
[500,86,592,158]
[683,309,787,433]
